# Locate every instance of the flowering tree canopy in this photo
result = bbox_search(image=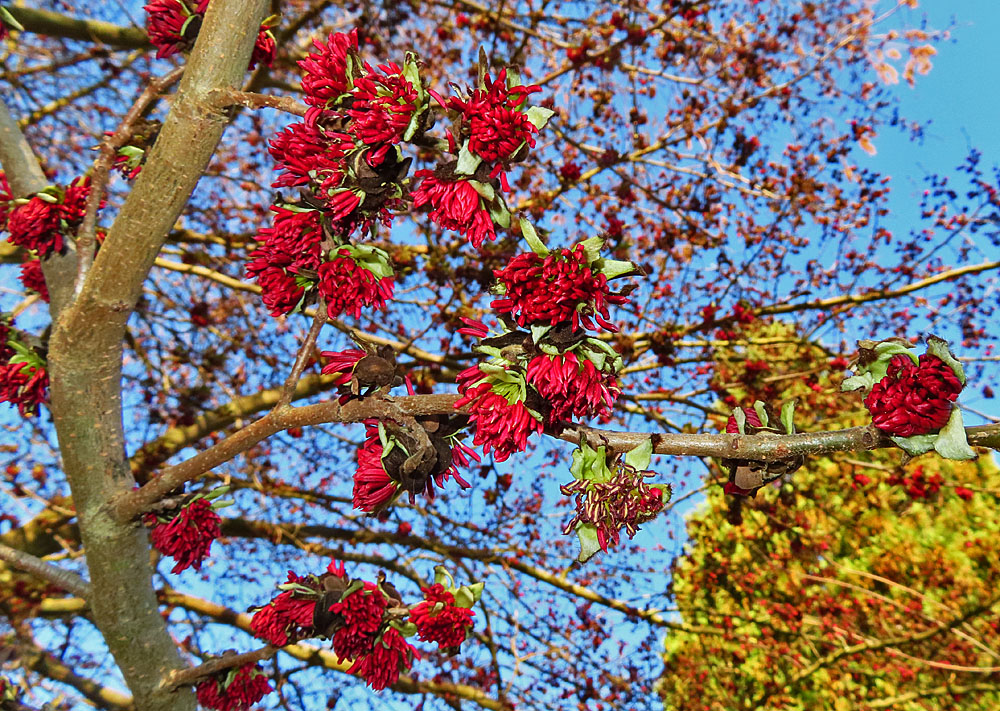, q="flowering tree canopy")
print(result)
[0,1,998,710]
